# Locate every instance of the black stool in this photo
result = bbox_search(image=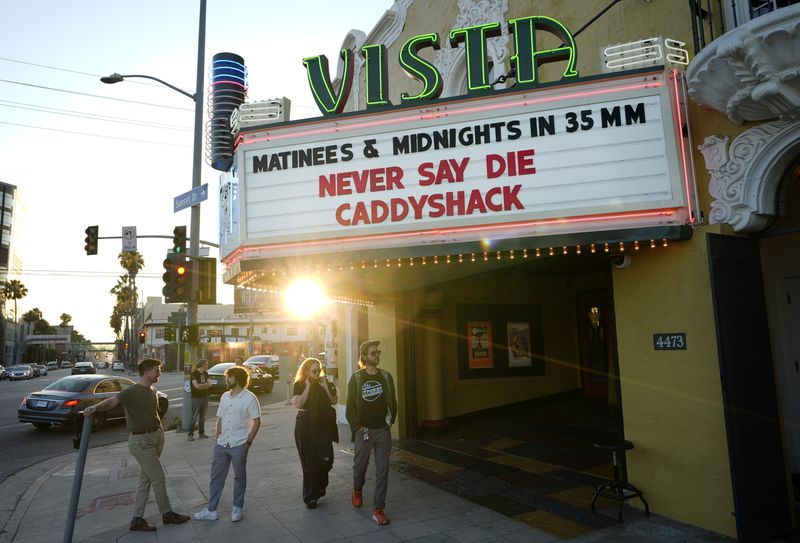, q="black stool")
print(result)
[591,440,650,522]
